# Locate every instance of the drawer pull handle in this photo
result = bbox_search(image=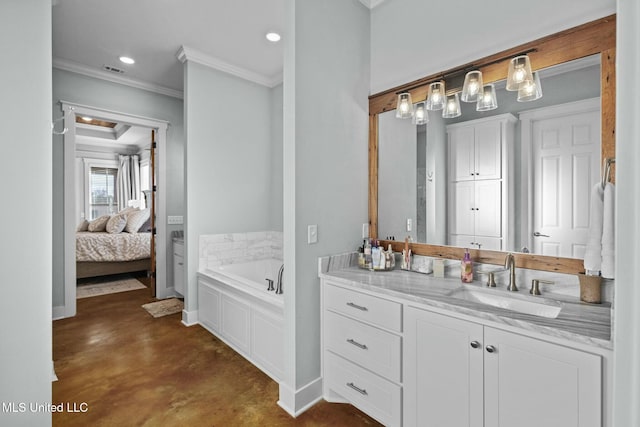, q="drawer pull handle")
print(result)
[470,341,480,349]
[347,338,368,350]
[346,382,368,396]
[177,262,184,266]
[486,345,496,353]
[346,302,368,311]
